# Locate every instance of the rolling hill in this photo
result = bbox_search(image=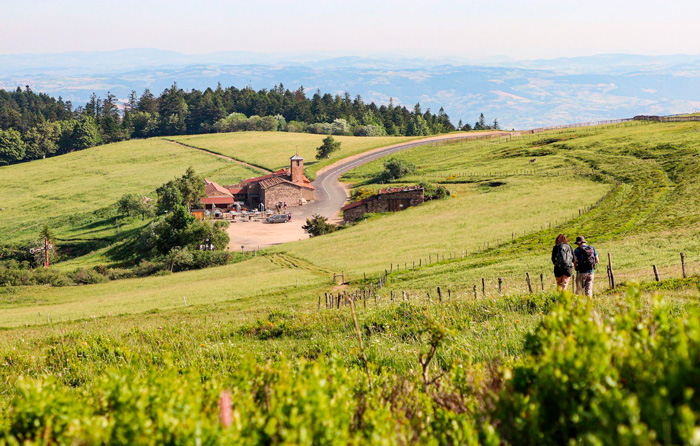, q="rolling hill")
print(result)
[1,121,700,443]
